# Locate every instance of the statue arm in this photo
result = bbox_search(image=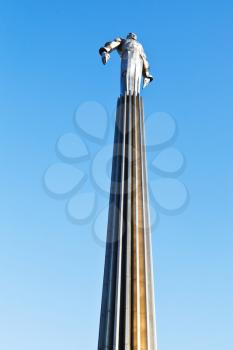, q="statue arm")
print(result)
[99,38,122,65]
[141,48,153,80]
[140,47,153,88]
